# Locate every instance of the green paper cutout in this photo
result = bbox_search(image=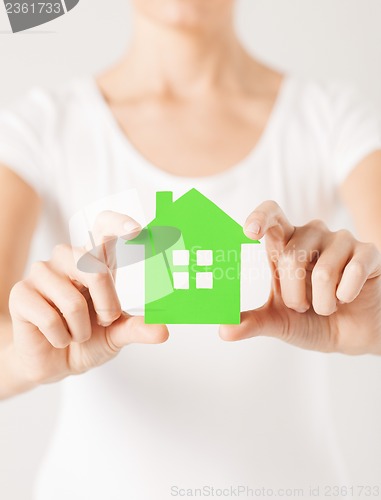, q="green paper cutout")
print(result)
[126,189,259,324]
